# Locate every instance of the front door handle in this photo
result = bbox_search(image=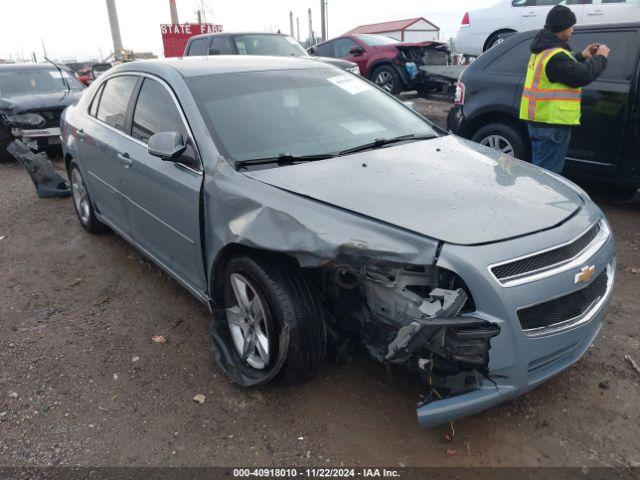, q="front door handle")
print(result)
[523,12,537,17]
[117,152,133,168]
[587,10,604,16]
[76,128,86,139]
